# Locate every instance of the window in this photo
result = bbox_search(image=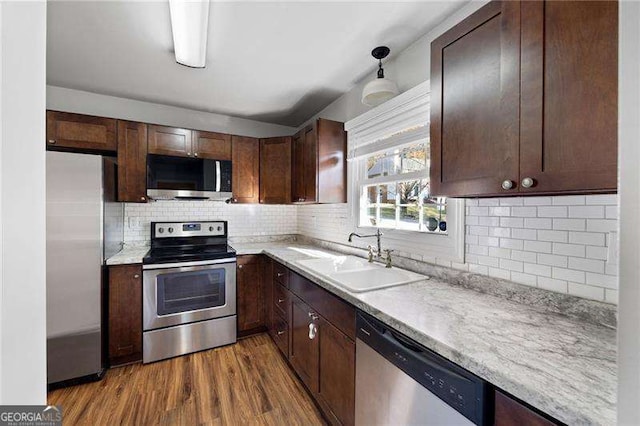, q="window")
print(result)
[345,80,464,262]
[357,141,447,233]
